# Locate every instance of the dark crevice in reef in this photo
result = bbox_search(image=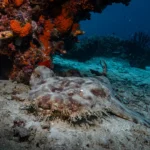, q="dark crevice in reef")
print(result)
[0,55,13,80]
